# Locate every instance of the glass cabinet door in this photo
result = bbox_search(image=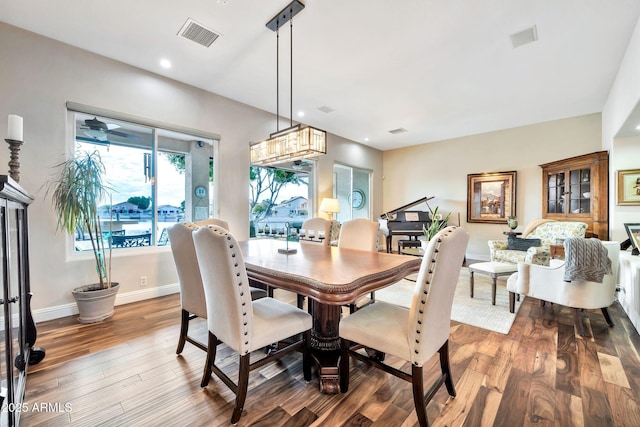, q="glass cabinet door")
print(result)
[546,172,565,214]
[568,168,591,215]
